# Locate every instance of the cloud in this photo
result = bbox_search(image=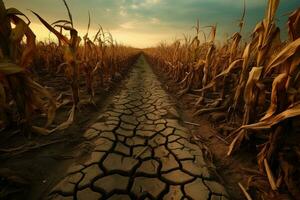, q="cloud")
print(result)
[119,18,161,30]
[3,0,299,48]
[118,6,129,17]
[127,0,162,8]
[130,4,139,9]
[150,17,160,24]
[119,10,127,16]
[145,0,161,5]
[120,21,137,29]
[196,0,266,8]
